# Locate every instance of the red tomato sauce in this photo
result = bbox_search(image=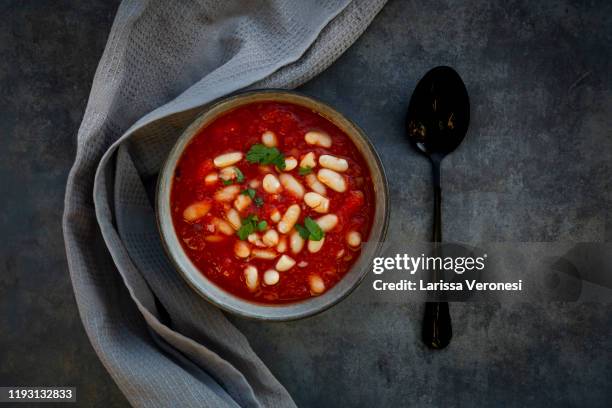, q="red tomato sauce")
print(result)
[170,101,375,303]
